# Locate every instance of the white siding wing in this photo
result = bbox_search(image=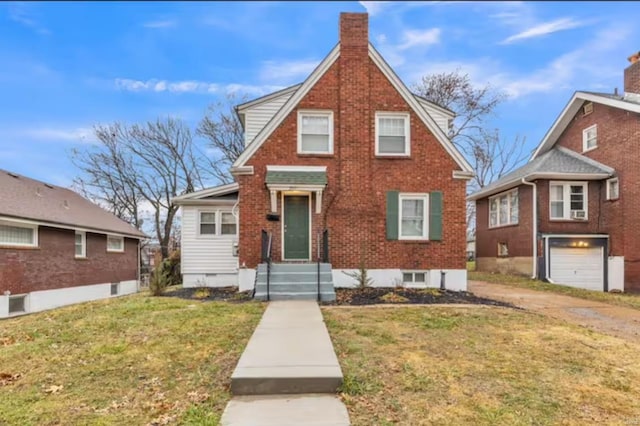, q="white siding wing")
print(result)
[244,93,294,146]
[180,206,239,274]
[416,99,452,135]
